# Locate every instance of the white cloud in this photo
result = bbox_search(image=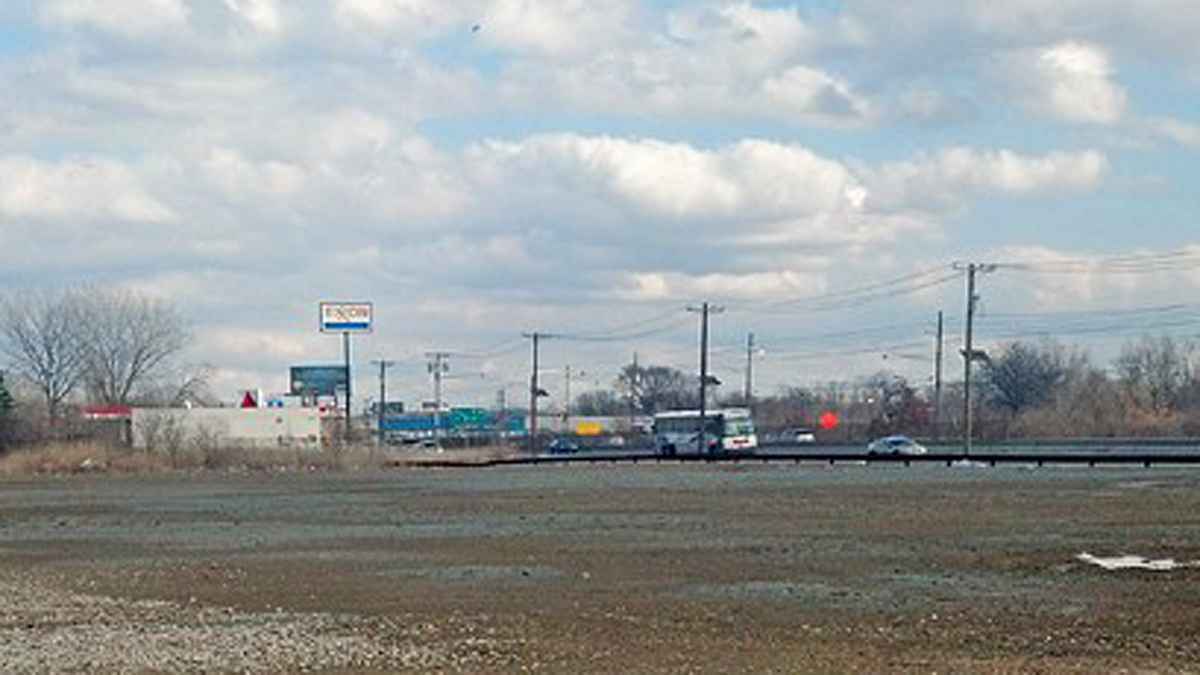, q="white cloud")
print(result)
[844,1,1200,62]
[620,270,827,301]
[1036,42,1127,124]
[1146,117,1200,148]
[964,1,1200,58]
[316,109,395,159]
[204,327,311,361]
[224,0,284,37]
[482,0,636,57]
[499,52,875,127]
[985,245,1200,311]
[200,148,307,199]
[0,155,175,223]
[863,148,1109,209]
[38,0,190,38]
[485,3,874,128]
[761,66,873,125]
[997,41,1127,125]
[333,0,478,37]
[469,135,865,224]
[895,86,977,125]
